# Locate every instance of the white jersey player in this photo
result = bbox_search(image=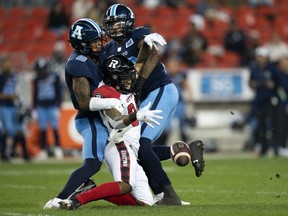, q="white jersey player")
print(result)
[59,55,163,210]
